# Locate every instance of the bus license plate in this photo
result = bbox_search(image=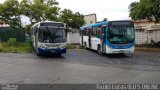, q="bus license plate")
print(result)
[118,50,129,53]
